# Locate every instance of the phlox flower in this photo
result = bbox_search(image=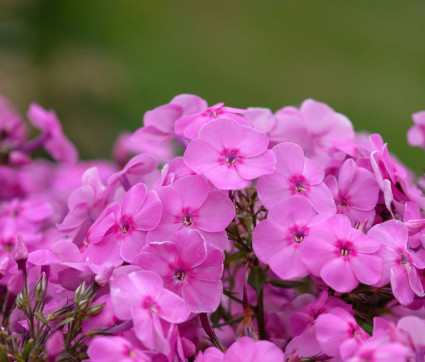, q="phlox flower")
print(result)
[184,118,276,190]
[195,337,285,362]
[26,103,78,164]
[85,183,162,265]
[345,338,410,362]
[257,142,335,213]
[0,93,27,149]
[397,316,425,359]
[285,291,352,358]
[325,158,379,225]
[268,99,354,166]
[367,220,425,306]
[407,110,425,150]
[315,307,369,359]
[87,336,150,362]
[146,175,235,249]
[253,195,316,280]
[110,270,190,352]
[135,229,224,313]
[174,102,249,140]
[301,214,383,292]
